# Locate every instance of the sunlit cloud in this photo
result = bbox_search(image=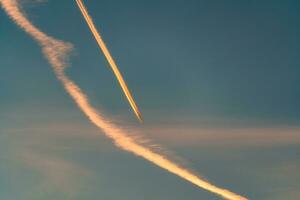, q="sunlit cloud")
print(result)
[1,0,247,199]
